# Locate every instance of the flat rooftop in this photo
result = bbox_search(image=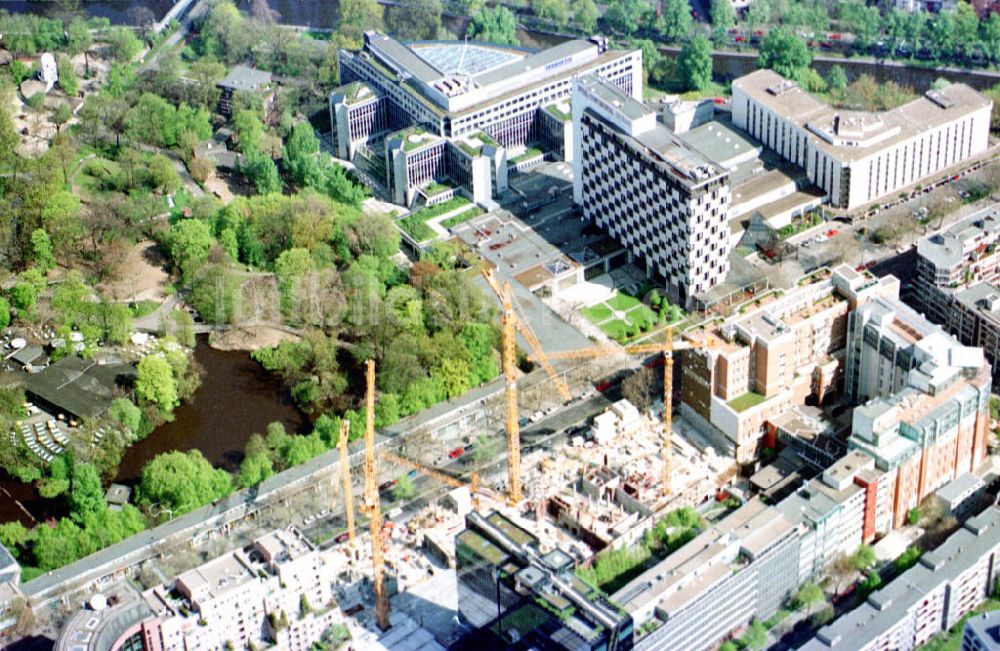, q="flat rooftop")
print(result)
[954,282,1000,325]
[612,499,794,615]
[578,76,726,189]
[677,119,762,168]
[55,584,154,651]
[25,356,136,420]
[735,69,991,163]
[218,64,272,91]
[177,550,255,602]
[918,205,1000,271]
[805,507,1000,650]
